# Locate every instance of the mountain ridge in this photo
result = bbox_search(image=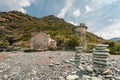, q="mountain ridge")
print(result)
[110,37,120,42]
[0,11,103,49]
